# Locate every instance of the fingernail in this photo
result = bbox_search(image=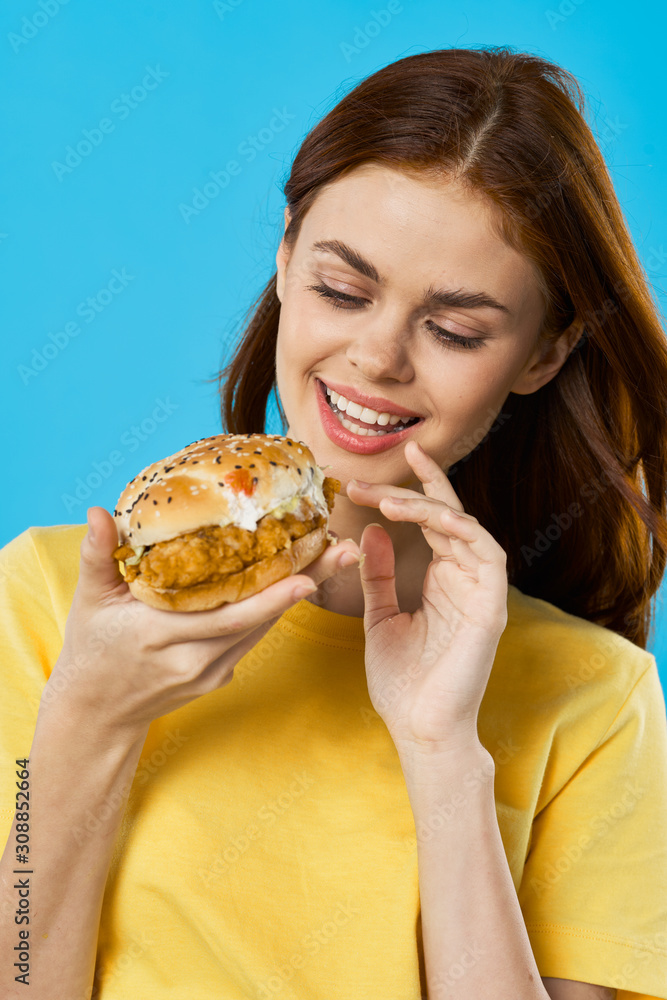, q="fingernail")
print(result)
[293,582,318,600]
[385,496,406,504]
[339,552,360,568]
[350,479,370,488]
